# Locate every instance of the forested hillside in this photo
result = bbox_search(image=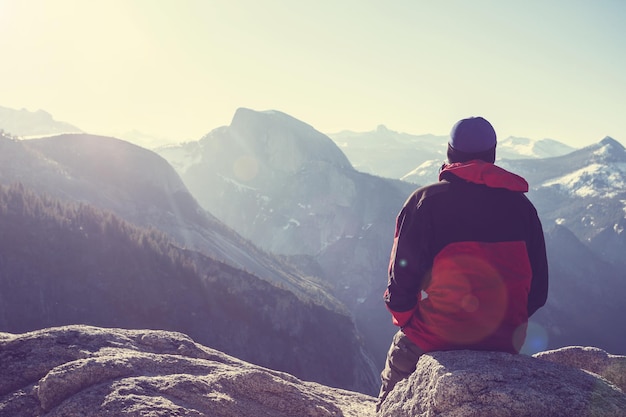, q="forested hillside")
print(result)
[0,183,378,393]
